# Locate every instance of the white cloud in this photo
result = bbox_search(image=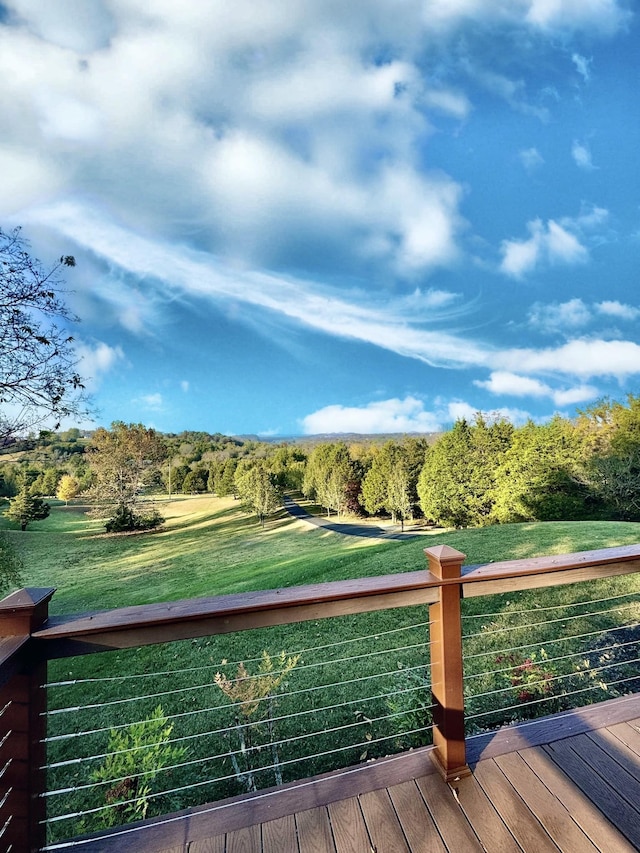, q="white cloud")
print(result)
[31,202,640,388]
[135,393,163,411]
[596,301,640,320]
[519,147,545,170]
[300,393,543,435]
[75,340,125,390]
[499,339,640,379]
[475,371,598,406]
[572,140,596,170]
[301,397,443,435]
[525,0,629,33]
[180,380,190,393]
[500,215,590,278]
[572,52,592,82]
[528,298,592,333]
